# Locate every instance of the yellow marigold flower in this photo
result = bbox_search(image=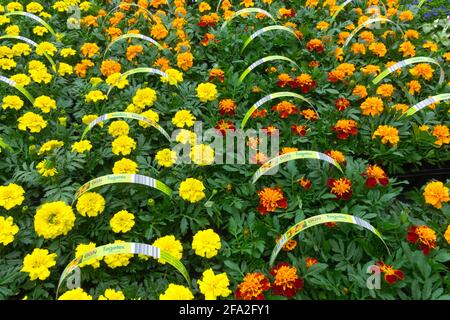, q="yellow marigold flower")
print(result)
[368,42,387,57]
[34,201,75,239]
[399,10,413,21]
[443,52,450,62]
[360,97,384,116]
[423,181,450,209]
[177,51,194,71]
[6,25,20,36]
[199,1,211,12]
[155,148,177,167]
[152,235,183,264]
[36,42,57,56]
[85,90,107,103]
[113,158,138,174]
[112,135,136,156]
[409,63,434,81]
[60,48,76,57]
[36,160,57,177]
[352,85,368,99]
[108,120,129,137]
[26,2,43,13]
[76,192,105,217]
[133,87,157,108]
[110,210,135,233]
[75,242,101,268]
[139,109,159,127]
[0,216,19,245]
[316,21,330,30]
[196,82,218,102]
[0,58,16,70]
[34,96,57,113]
[399,41,416,57]
[29,69,52,84]
[33,26,48,36]
[21,248,57,281]
[104,240,133,269]
[198,269,231,300]
[106,73,128,89]
[10,74,31,86]
[58,62,73,76]
[179,178,206,203]
[98,289,125,300]
[58,288,93,300]
[2,95,24,110]
[172,109,196,128]
[190,144,215,166]
[80,43,100,58]
[18,112,47,133]
[192,229,221,258]
[160,284,194,300]
[161,68,183,85]
[71,140,92,153]
[404,29,419,40]
[376,84,395,98]
[38,140,64,155]
[445,225,450,245]
[432,125,450,147]
[82,114,101,127]
[372,125,400,146]
[176,129,197,145]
